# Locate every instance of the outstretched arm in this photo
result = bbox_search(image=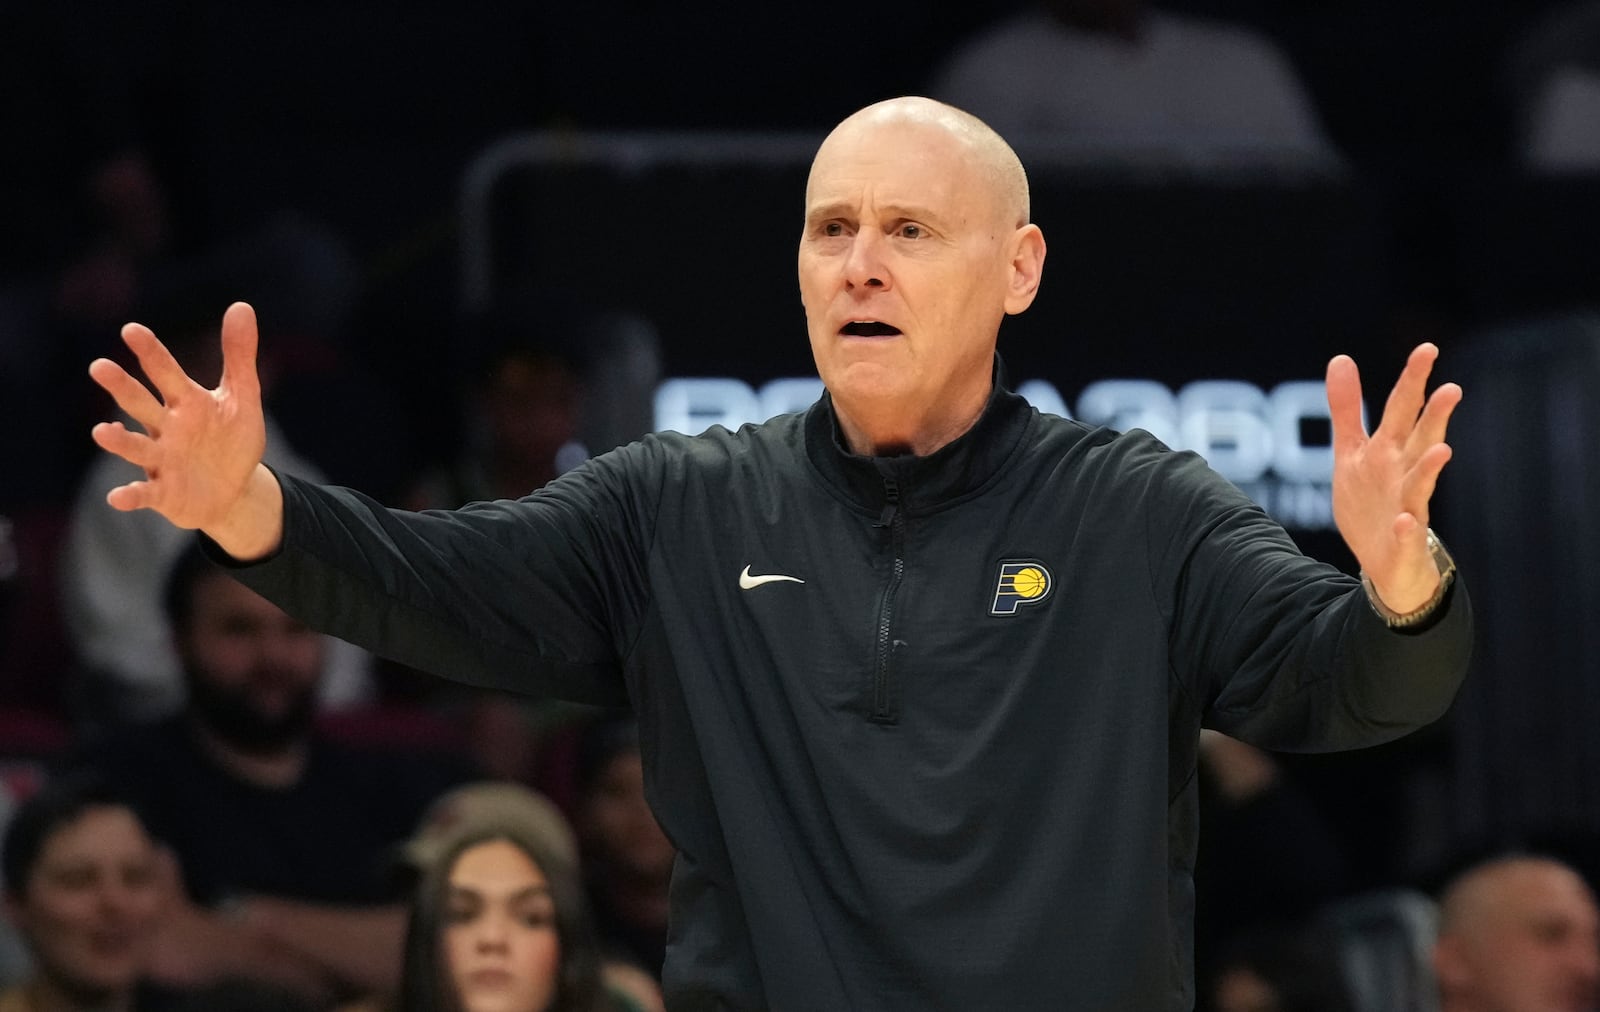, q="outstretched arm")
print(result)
[238,897,407,995]
[88,301,284,560]
[1327,342,1463,616]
